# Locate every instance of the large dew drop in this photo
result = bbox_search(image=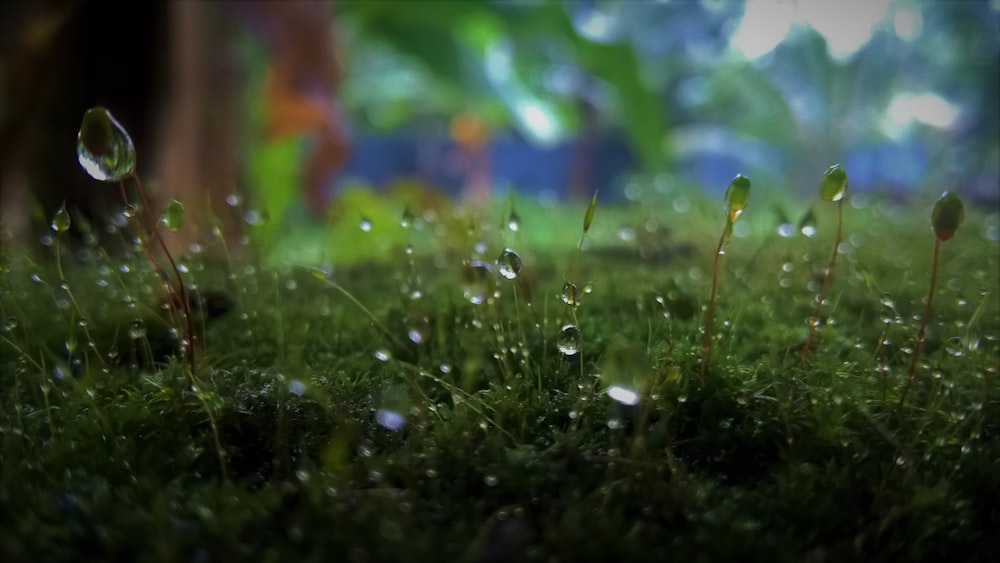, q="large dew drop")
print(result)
[557,324,582,355]
[462,261,495,305]
[496,248,523,280]
[77,107,136,182]
[606,384,640,406]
